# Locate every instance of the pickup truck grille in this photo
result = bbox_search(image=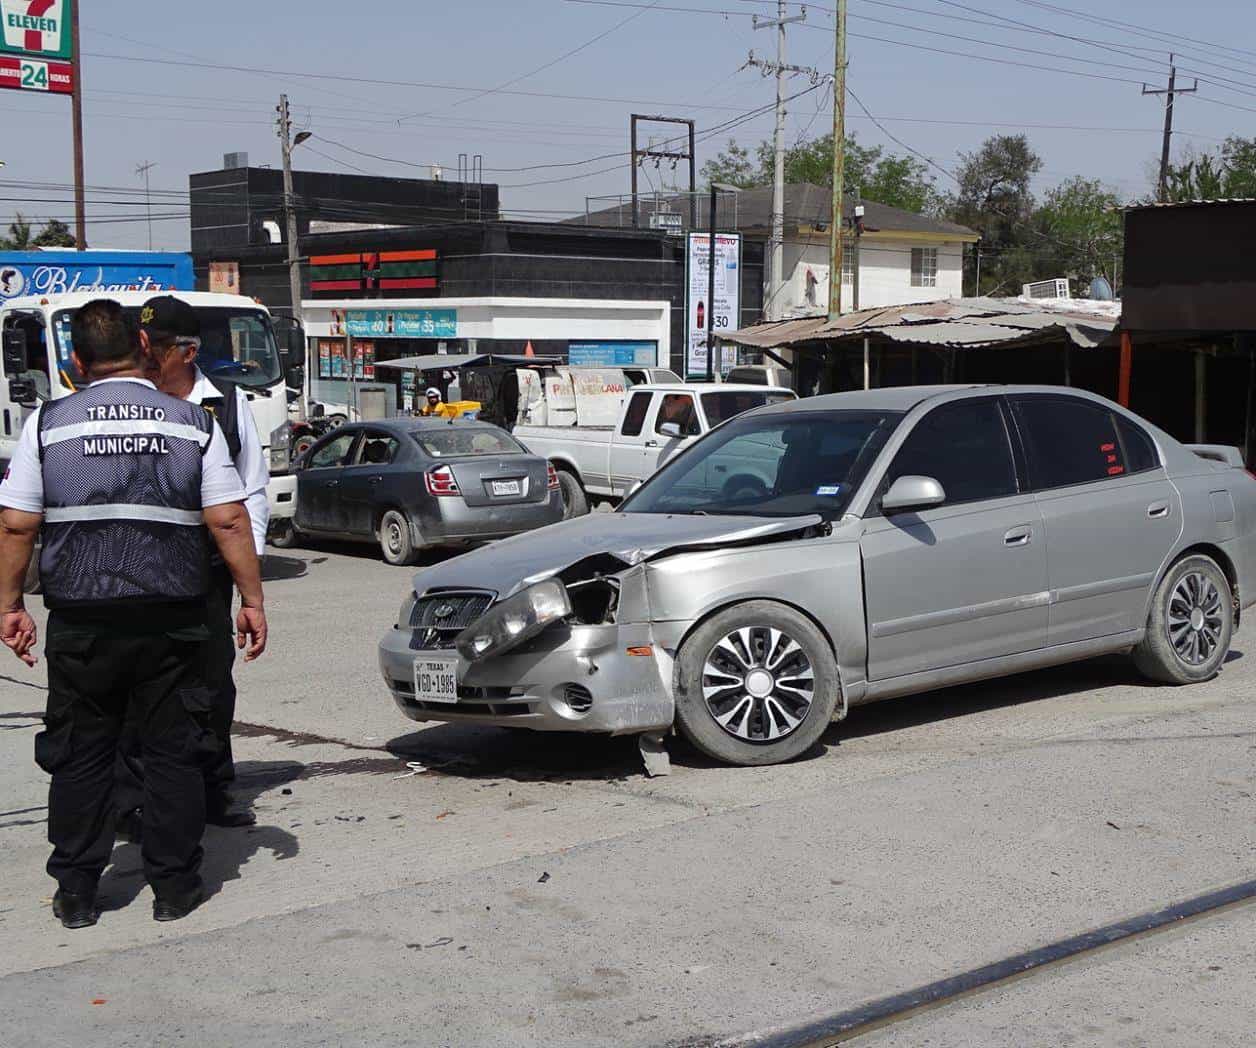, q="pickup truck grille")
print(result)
[409,591,494,649]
